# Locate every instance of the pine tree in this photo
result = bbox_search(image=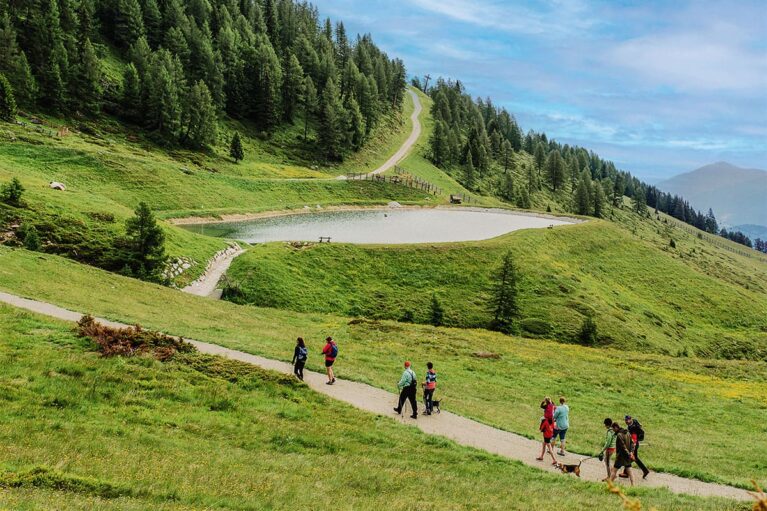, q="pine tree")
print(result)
[501,172,514,202]
[344,95,366,151]
[22,225,41,251]
[489,251,520,334]
[114,0,145,48]
[181,80,217,149]
[121,62,142,122]
[534,142,545,177]
[464,151,476,189]
[633,187,648,217]
[254,38,282,130]
[577,315,598,345]
[124,202,166,278]
[302,75,317,139]
[516,186,531,209]
[429,120,450,167]
[429,293,444,327]
[0,72,16,121]
[146,50,183,140]
[76,38,102,114]
[546,149,565,191]
[10,52,37,107]
[575,170,592,216]
[593,180,607,218]
[230,131,244,162]
[1,177,24,206]
[142,0,162,47]
[502,139,513,173]
[318,77,345,160]
[281,52,304,122]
